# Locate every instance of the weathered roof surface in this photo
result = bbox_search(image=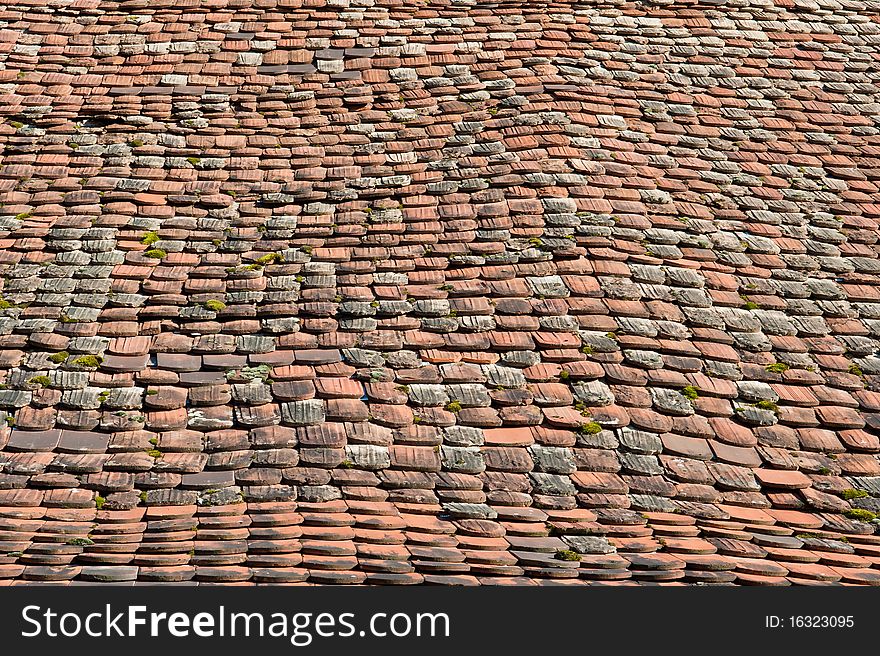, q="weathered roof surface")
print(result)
[1,0,880,585]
